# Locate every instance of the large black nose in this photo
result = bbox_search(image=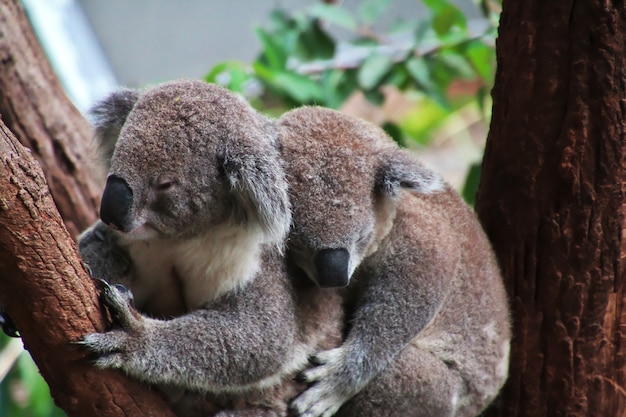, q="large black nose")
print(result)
[100,175,133,232]
[314,248,350,288]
